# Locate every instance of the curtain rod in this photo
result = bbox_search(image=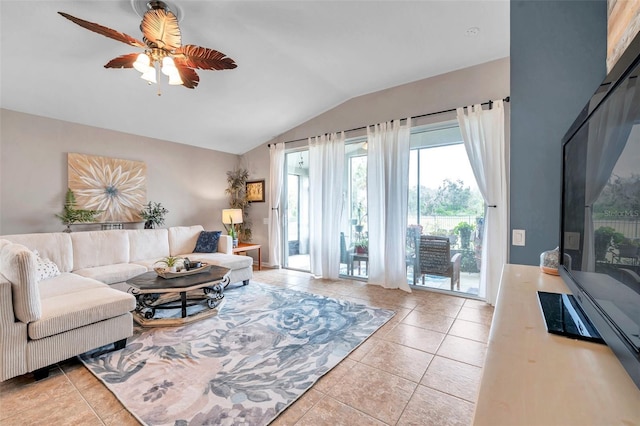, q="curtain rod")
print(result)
[267,96,510,148]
